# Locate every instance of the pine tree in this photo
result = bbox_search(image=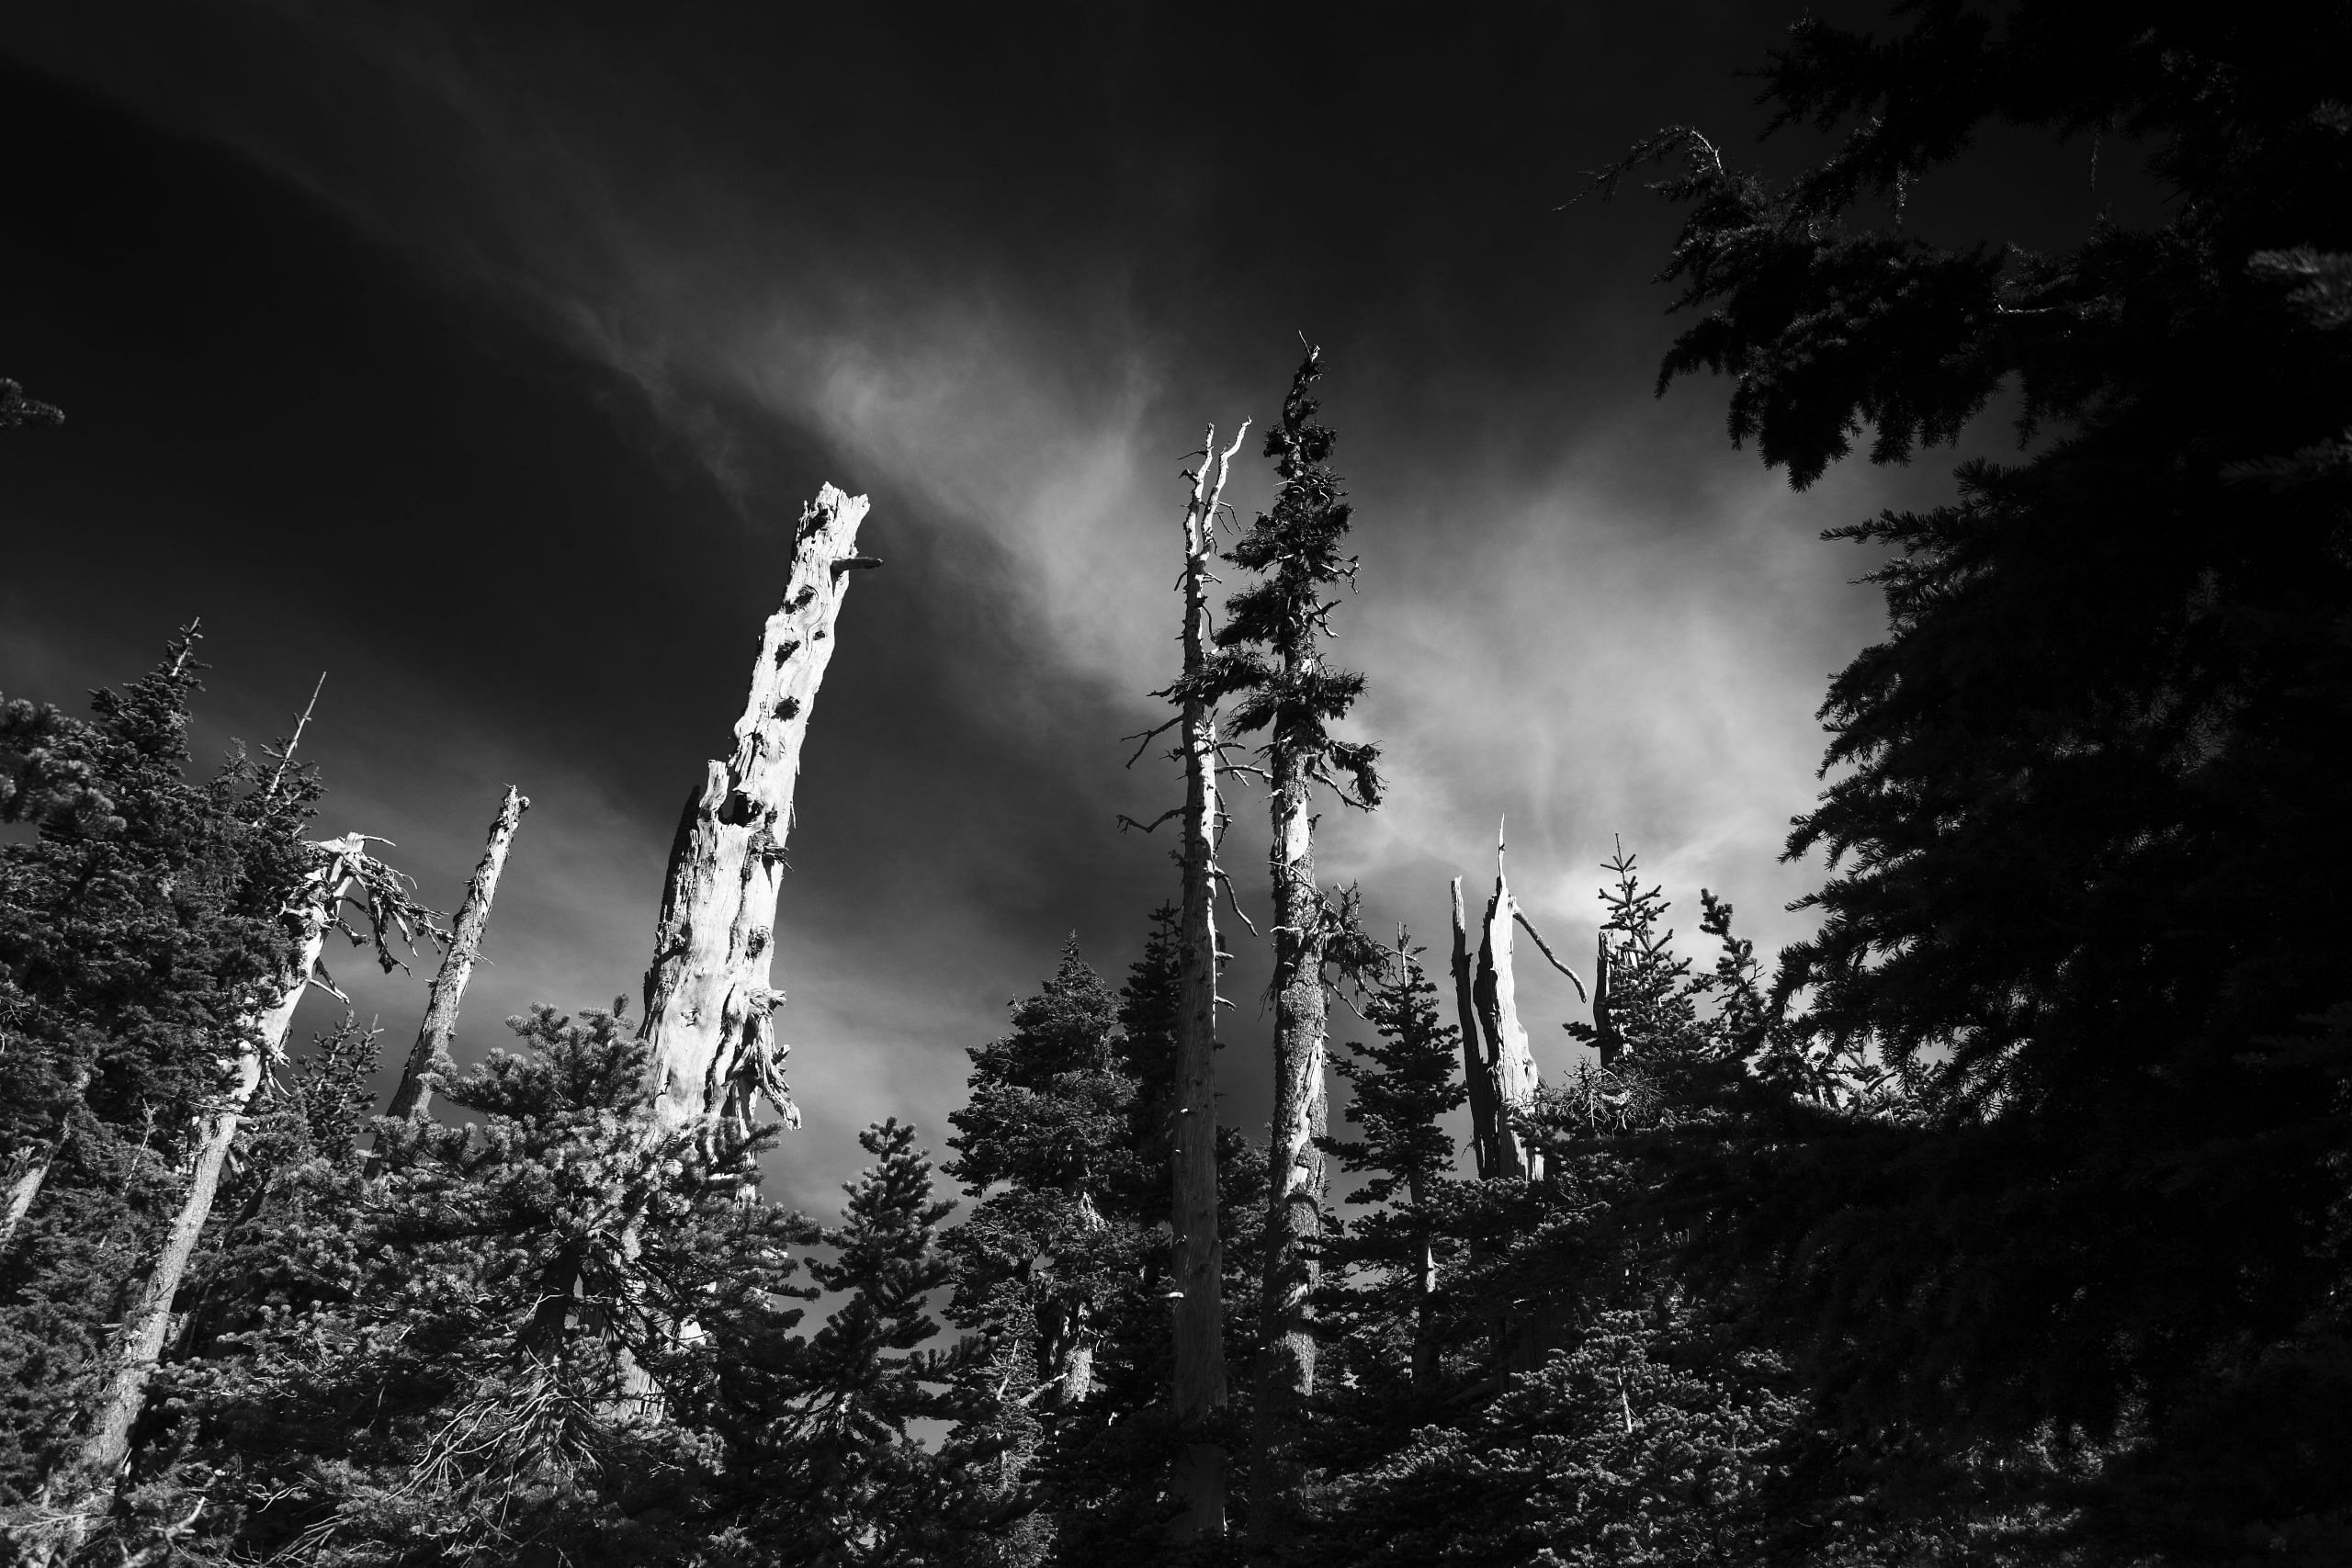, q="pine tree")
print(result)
[1602,4,2352,1517]
[716,1118,986,1567]
[0,635,318,1545]
[1317,938,1464,1394]
[1185,344,1381,1551]
[151,1002,797,1564]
